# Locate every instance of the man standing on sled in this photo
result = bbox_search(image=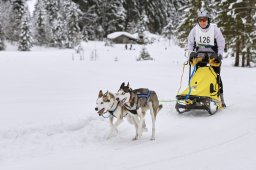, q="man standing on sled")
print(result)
[186,8,226,107]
